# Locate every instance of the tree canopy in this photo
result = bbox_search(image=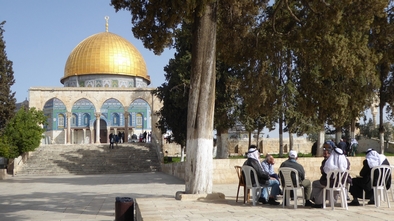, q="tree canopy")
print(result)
[0,21,16,133]
[0,108,46,159]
